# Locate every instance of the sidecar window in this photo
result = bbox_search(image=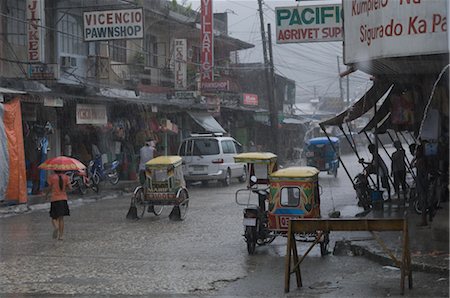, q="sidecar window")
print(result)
[280,187,300,207]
